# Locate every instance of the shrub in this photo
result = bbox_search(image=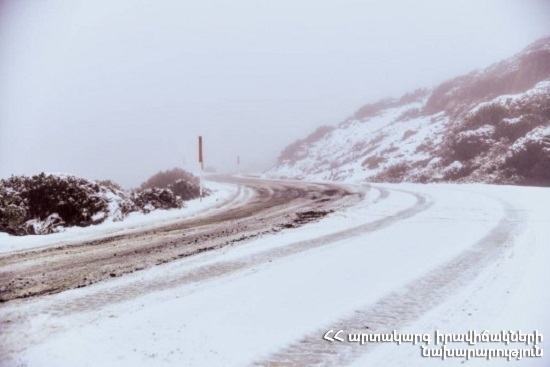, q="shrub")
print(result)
[139,168,203,201]
[131,188,183,214]
[442,161,475,181]
[0,193,28,235]
[464,104,509,130]
[372,162,410,183]
[505,132,550,185]
[362,155,385,169]
[0,173,108,235]
[494,115,540,141]
[402,130,418,141]
[169,179,202,201]
[448,125,495,161]
[141,168,198,190]
[0,170,206,236]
